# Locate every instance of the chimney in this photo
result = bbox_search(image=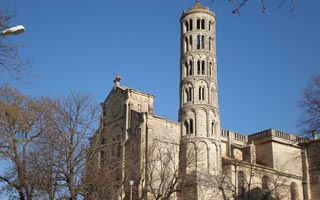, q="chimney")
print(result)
[312,130,318,140]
